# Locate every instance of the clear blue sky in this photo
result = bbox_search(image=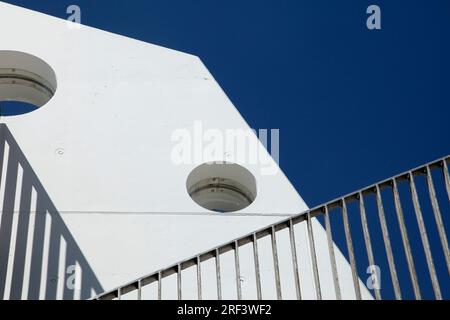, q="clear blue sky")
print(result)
[4,0,449,299]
